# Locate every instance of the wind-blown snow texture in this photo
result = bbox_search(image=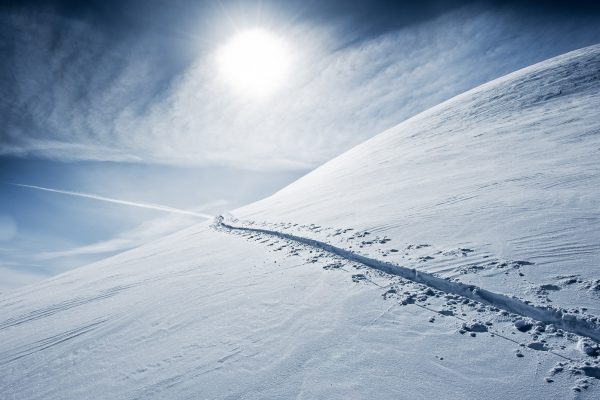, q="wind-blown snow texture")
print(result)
[236,44,600,313]
[1,45,600,399]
